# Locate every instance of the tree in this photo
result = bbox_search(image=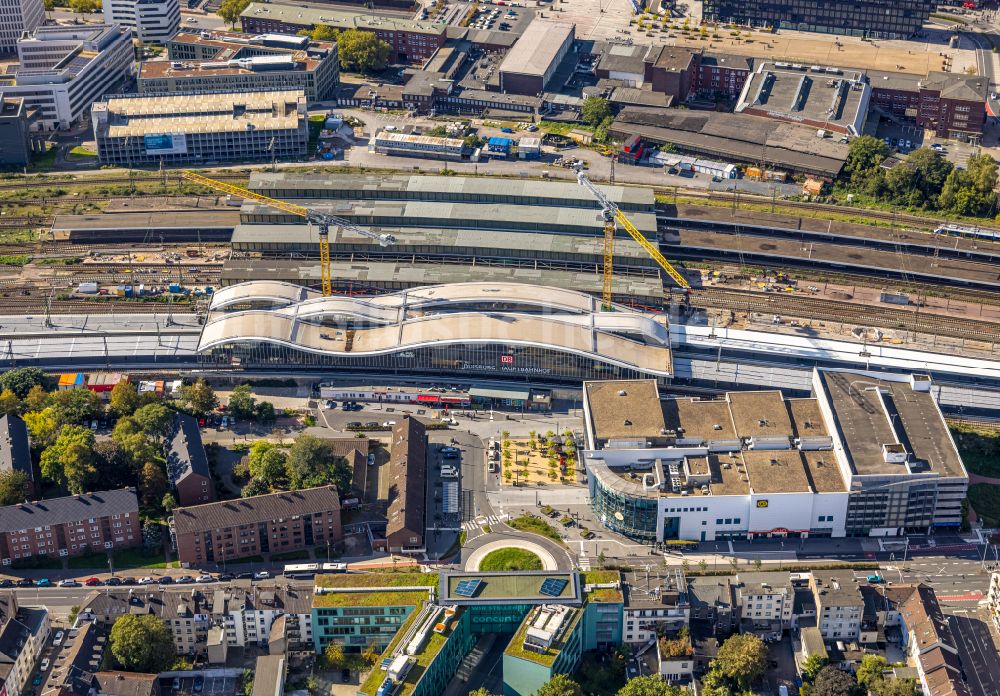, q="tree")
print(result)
[109,615,175,673]
[139,461,168,509]
[322,642,346,669]
[161,492,177,512]
[286,434,352,491]
[713,634,767,690]
[110,381,140,418]
[0,470,29,506]
[812,666,860,696]
[616,675,681,696]
[309,25,339,41]
[23,408,58,449]
[48,388,102,427]
[142,519,164,552]
[68,0,100,12]
[801,654,828,683]
[228,384,257,421]
[581,97,612,127]
[247,442,287,488]
[338,28,391,72]
[878,679,919,696]
[857,654,889,689]
[40,425,97,492]
[535,674,583,696]
[242,479,269,497]
[939,153,998,217]
[255,401,277,425]
[93,440,136,490]
[0,389,20,416]
[24,385,48,412]
[181,379,218,417]
[132,403,175,441]
[844,135,889,180]
[468,690,497,696]
[0,368,48,398]
[241,669,254,696]
[216,0,251,27]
